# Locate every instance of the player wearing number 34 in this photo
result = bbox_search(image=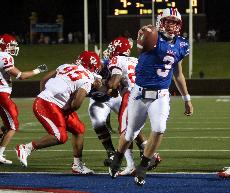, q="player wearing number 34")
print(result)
[109,8,194,186]
[15,51,102,174]
[0,34,48,165]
